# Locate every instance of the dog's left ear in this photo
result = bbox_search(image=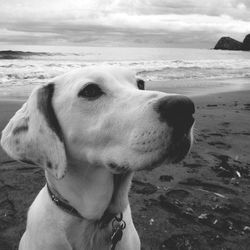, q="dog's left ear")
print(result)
[0,83,67,179]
